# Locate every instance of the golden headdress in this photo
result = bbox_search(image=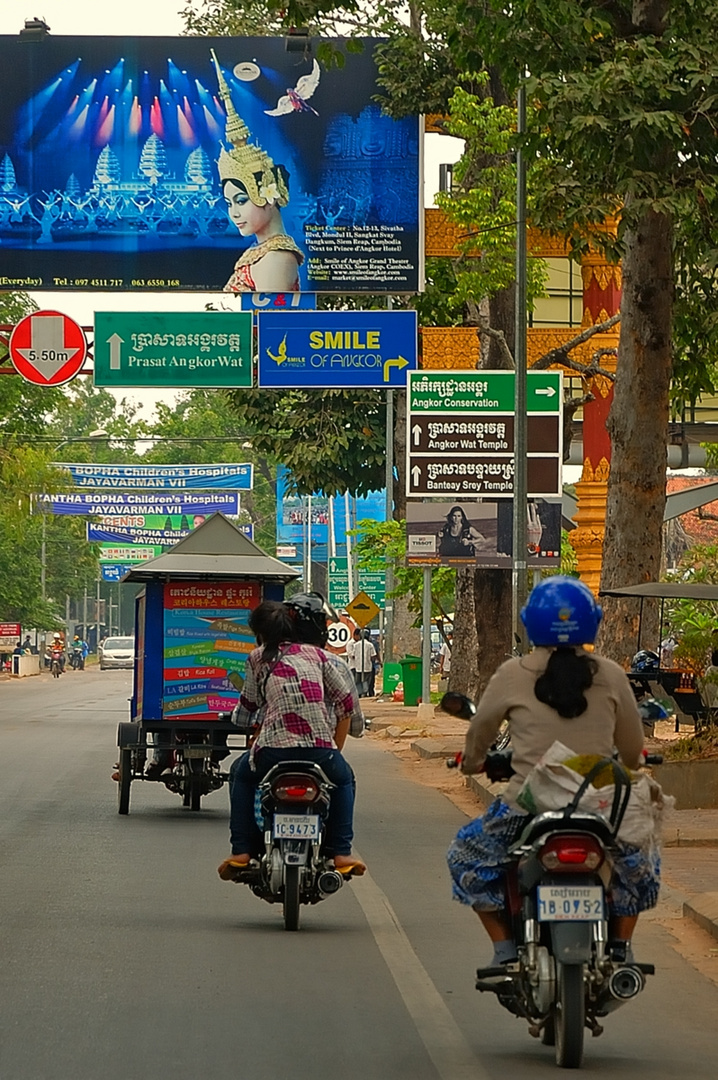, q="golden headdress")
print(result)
[211,49,289,208]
